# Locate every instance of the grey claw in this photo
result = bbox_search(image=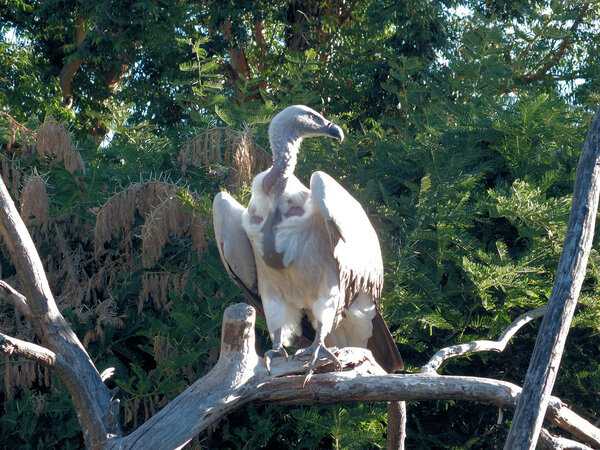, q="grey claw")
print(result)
[302,368,314,388]
[264,345,289,374]
[294,343,342,385]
